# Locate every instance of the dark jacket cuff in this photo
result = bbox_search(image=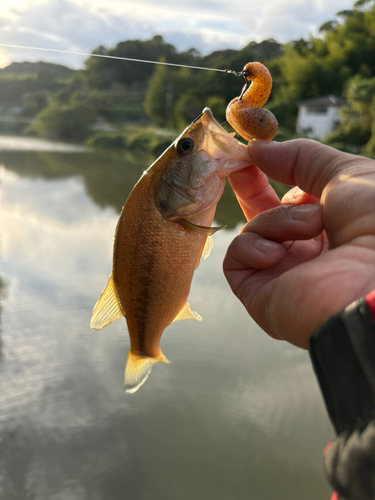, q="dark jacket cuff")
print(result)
[309,296,375,435]
[309,293,375,500]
